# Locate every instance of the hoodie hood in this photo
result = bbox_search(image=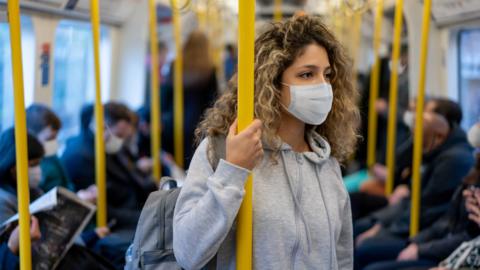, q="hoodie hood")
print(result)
[274,130,331,163]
